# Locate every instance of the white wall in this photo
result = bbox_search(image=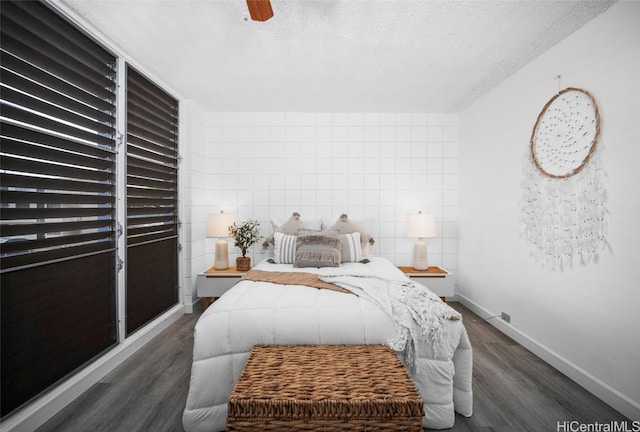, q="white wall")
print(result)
[186,112,459,298]
[180,99,207,311]
[459,1,640,420]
